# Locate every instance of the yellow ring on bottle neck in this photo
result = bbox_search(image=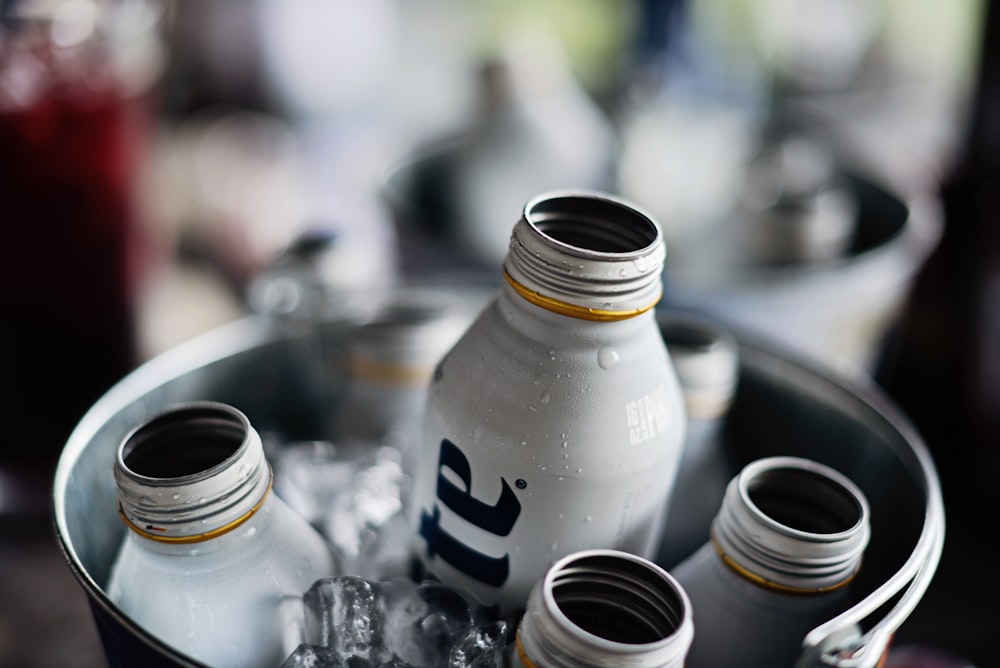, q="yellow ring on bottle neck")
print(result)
[349,355,433,387]
[711,536,858,595]
[117,468,273,544]
[504,269,660,322]
[514,628,539,668]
